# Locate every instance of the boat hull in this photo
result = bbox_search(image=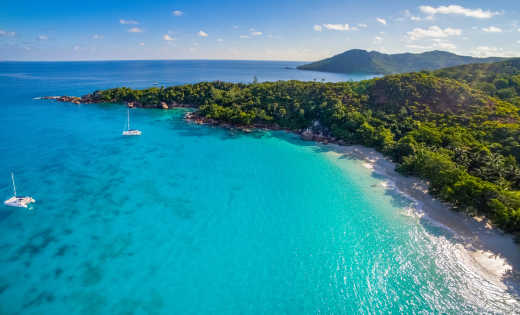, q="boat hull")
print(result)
[4,196,35,208]
[122,130,142,136]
